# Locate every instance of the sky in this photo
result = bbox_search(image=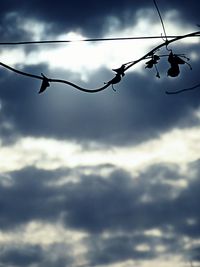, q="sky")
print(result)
[0,0,200,267]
